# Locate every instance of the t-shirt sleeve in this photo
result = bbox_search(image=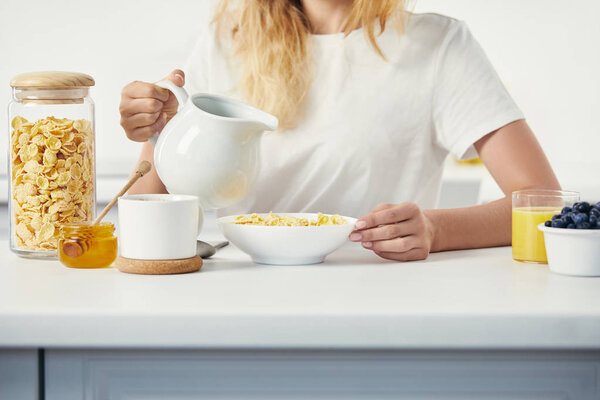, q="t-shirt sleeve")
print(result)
[433,21,524,160]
